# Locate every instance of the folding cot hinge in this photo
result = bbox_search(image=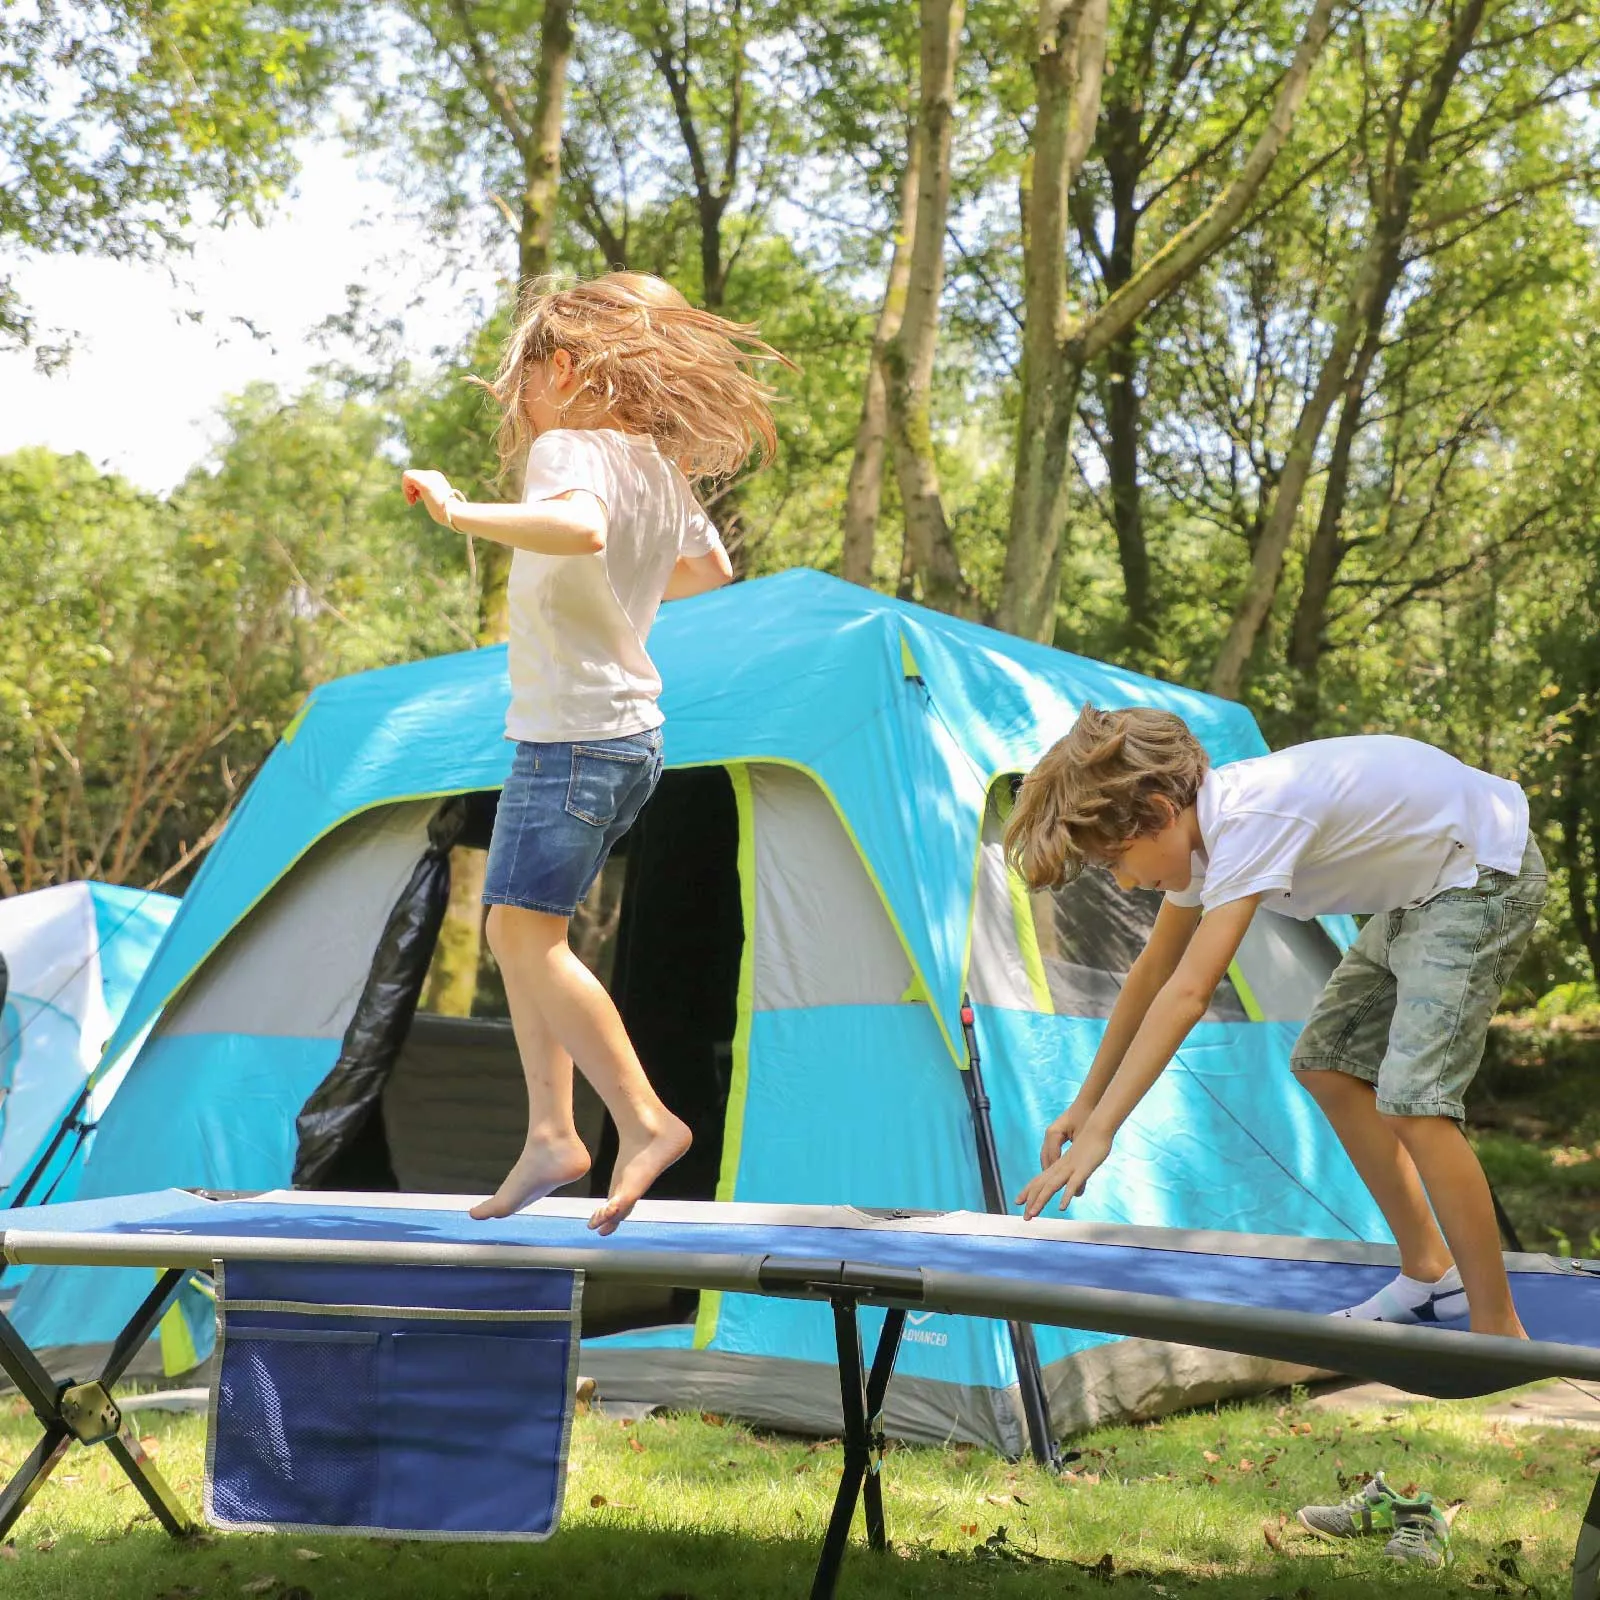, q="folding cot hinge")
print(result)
[57,1381,122,1447]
